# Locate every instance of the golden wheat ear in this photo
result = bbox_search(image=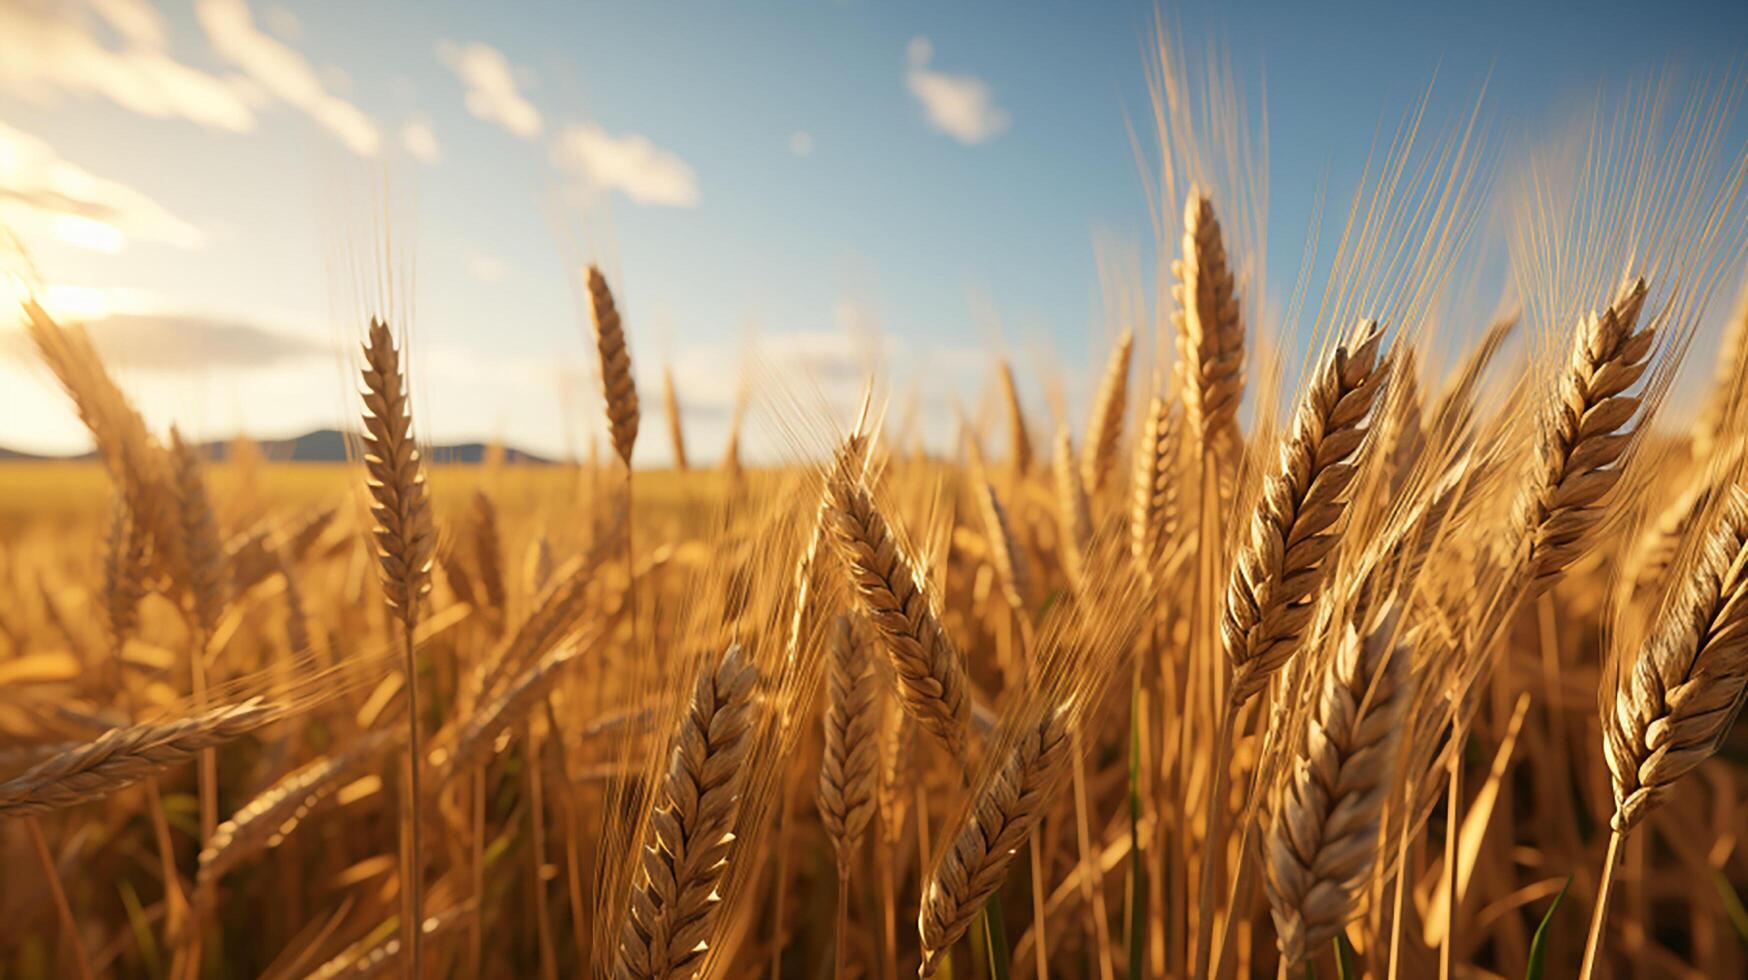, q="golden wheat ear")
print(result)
[917,704,1075,977]
[1225,322,1390,707]
[818,614,880,865]
[1514,276,1652,594]
[823,440,971,757]
[613,643,761,980]
[1264,604,1411,967]
[589,264,641,468]
[360,318,436,625]
[1082,328,1134,495]
[1606,485,1748,833]
[1173,186,1245,462]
